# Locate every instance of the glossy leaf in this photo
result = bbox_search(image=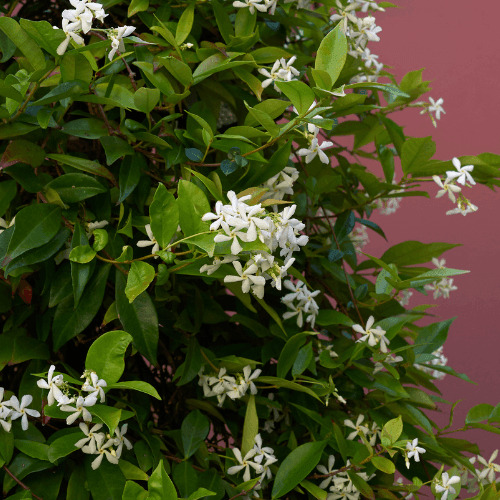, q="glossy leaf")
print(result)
[125,261,156,303]
[181,410,210,459]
